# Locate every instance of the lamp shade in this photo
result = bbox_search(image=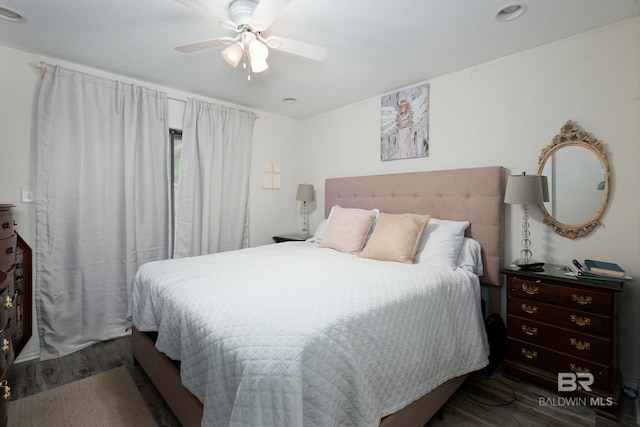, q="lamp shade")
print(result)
[296,184,315,202]
[221,43,244,68]
[248,38,269,73]
[250,58,269,73]
[248,39,269,61]
[504,173,549,205]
